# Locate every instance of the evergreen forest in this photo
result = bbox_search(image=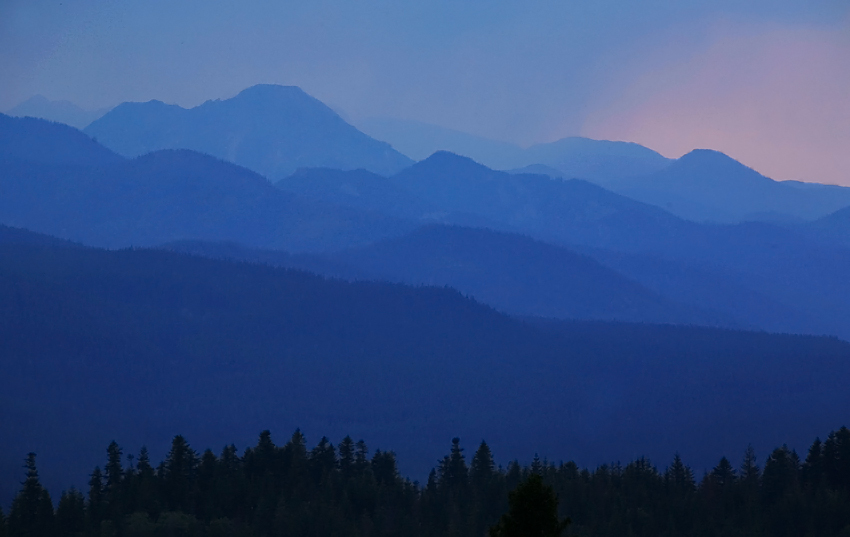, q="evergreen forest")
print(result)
[4,427,850,537]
